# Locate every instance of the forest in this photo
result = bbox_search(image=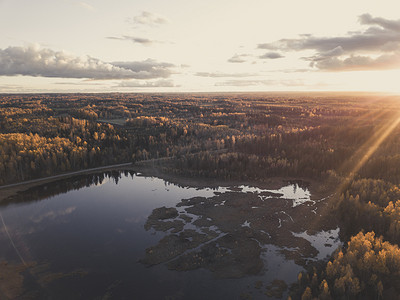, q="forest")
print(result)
[1,92,400,299]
